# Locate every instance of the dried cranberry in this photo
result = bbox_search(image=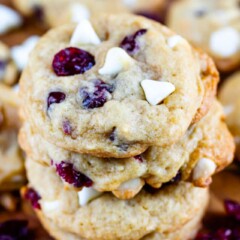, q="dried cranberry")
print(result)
[80,79,114,109]
[120,29,147,54]
[47,91,66,109]
[23,188,41,210]
[0,220,31,240]
[224,200,240,220]
[109,128,129,151]
[52,47,95,76]
[62,120,73,135]
[134,155,143,163]
[55,161,93,188]
[33,5,45,22]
